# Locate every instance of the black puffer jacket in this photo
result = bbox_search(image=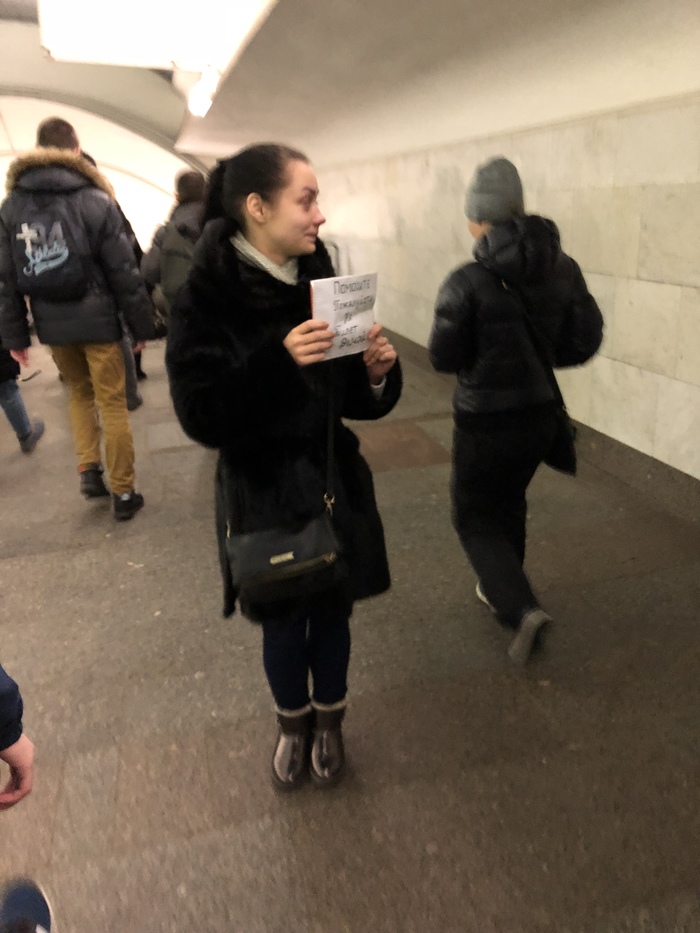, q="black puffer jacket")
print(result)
[166,220,402,622]
[0,149,154,349]
[0,663,23,753]
[430,215,603,416]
